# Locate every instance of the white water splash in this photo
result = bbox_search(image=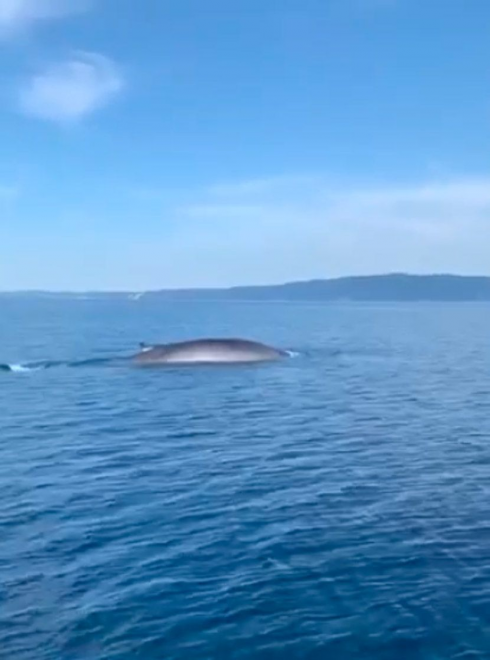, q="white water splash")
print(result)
[8,364,32,372]
[7,363,43,373]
